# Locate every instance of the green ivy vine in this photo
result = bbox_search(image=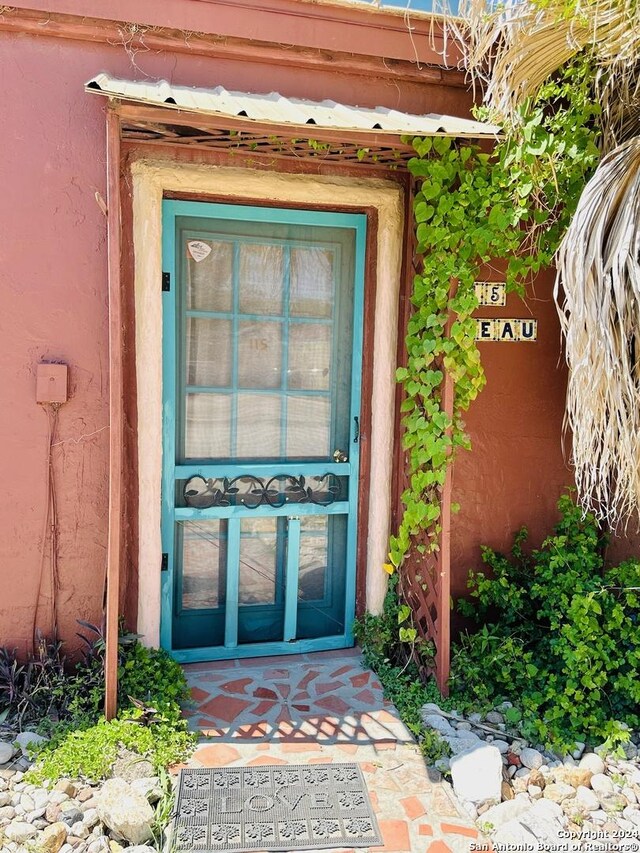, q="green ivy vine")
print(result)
[389,57,601,572]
